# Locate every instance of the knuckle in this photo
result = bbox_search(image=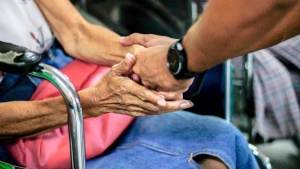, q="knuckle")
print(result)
[134,50,141,58]
[138,92,147,101]
[116,81,129,95]
[122,80,132,89]
[115,102,124,110]
[111,63,119,71]
[131,112,140,117]
[131,33,140,37]
[143,35,152,44]
[165,82,173,90]
[131,33,140,40]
